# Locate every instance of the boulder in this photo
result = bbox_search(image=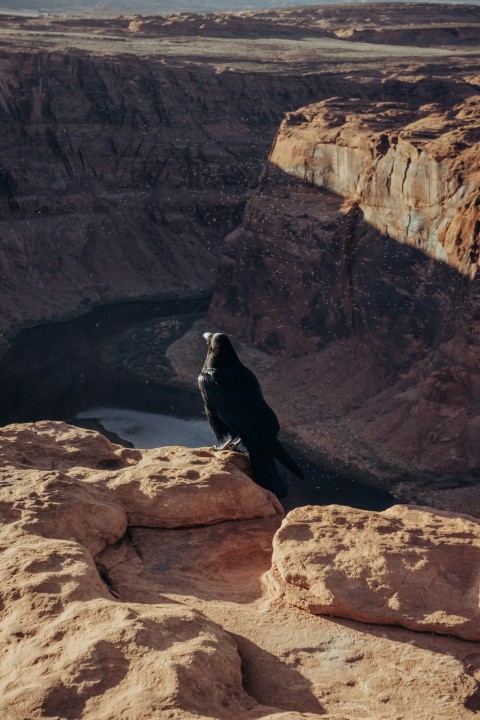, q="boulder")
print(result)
[0,528,254,720]
[0,422,283,547]
[268,503,480,641]
[102,444,284,528]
